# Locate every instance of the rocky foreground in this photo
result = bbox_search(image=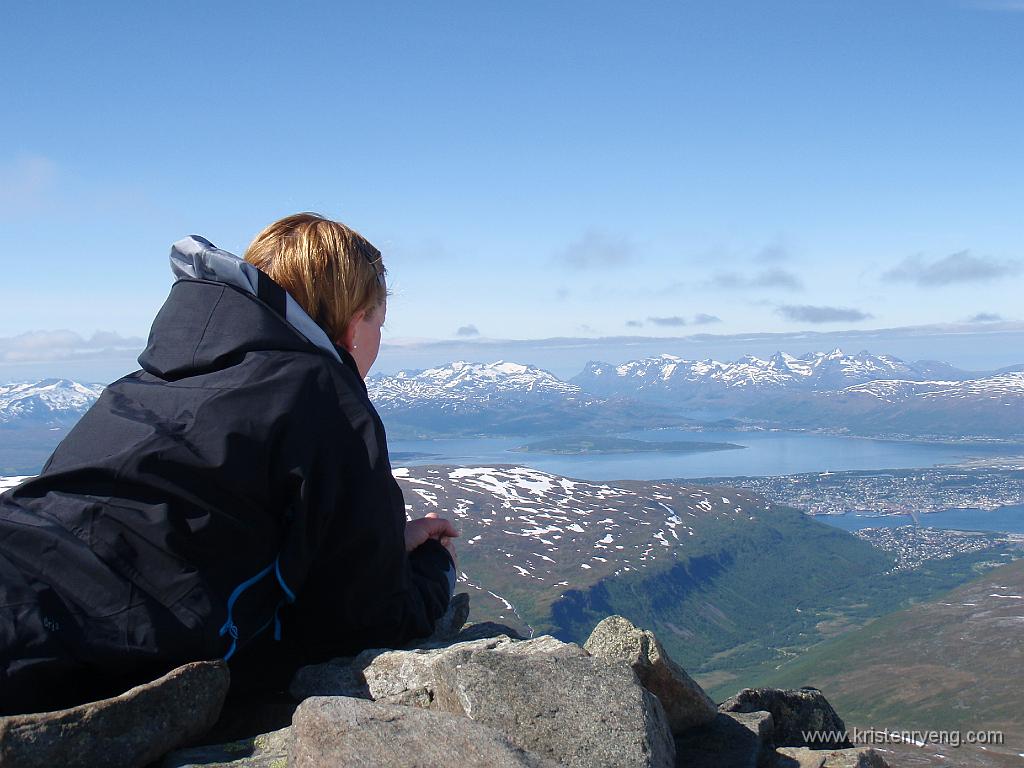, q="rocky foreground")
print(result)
[0,596,889,768]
